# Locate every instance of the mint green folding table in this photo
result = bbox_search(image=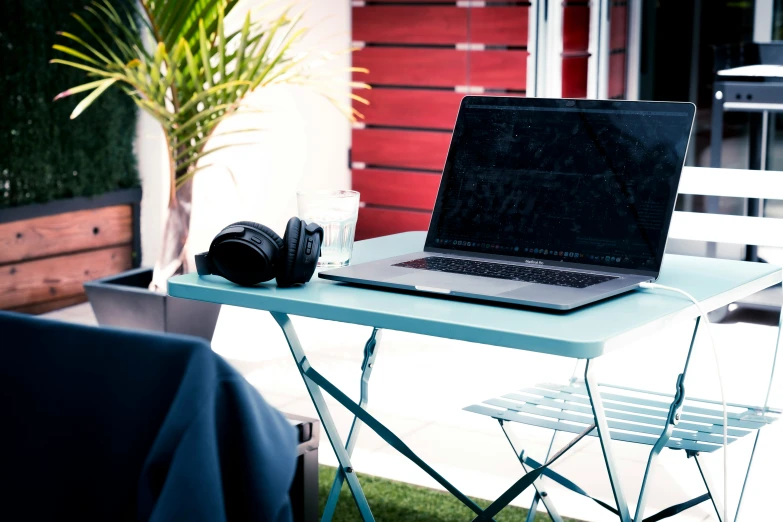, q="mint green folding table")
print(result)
[168,231,782,522]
